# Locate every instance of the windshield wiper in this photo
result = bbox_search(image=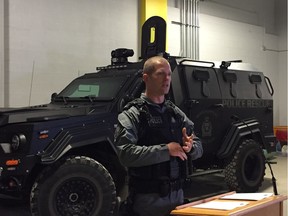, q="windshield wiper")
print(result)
[84,95,96,103]
[63,96,68,104]
[54,96,70,104]
[82,96,113,102]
